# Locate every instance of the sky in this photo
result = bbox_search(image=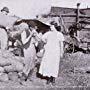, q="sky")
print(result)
[0,0,90,19]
